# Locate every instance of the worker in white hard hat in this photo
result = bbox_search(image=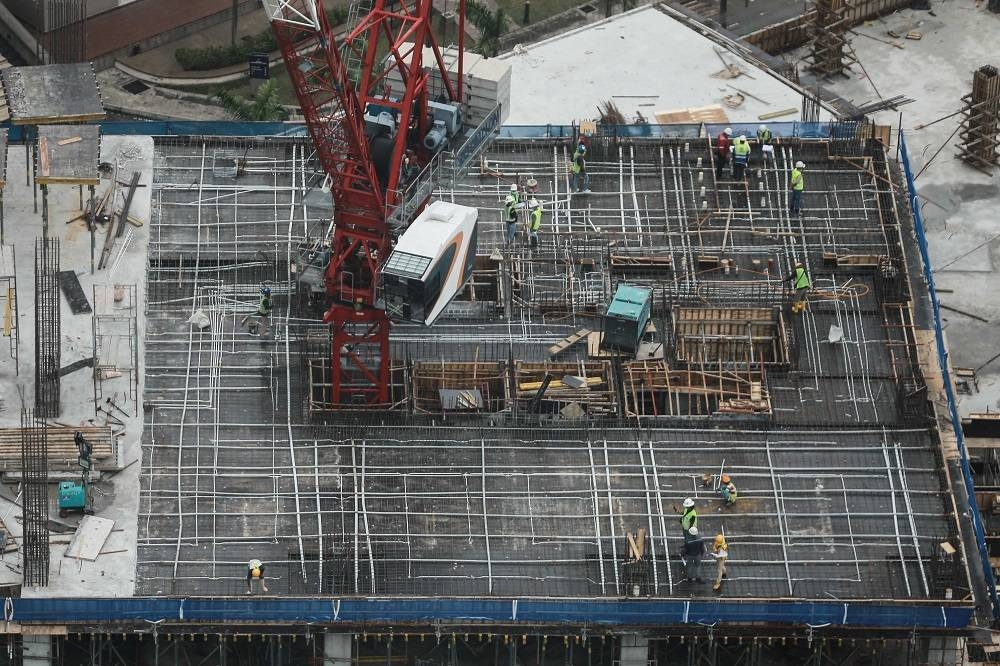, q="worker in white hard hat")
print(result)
[715,127,733,180]
[732,134,750,180]
[790,160,805,215]
[503,193,519,247]
[678,497,697,534]
[681,525,706,583]
[509,182,521,204]
[528,198,543,249]
[756,124,774,167]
